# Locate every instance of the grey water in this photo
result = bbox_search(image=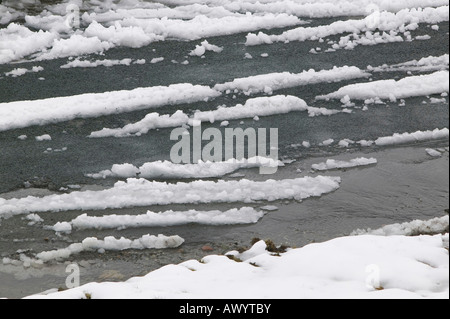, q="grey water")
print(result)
[0,18,448,298]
